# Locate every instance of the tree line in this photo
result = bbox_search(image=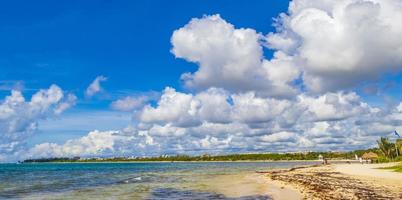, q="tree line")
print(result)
[22,149,378,163]
[377,137,402,161]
